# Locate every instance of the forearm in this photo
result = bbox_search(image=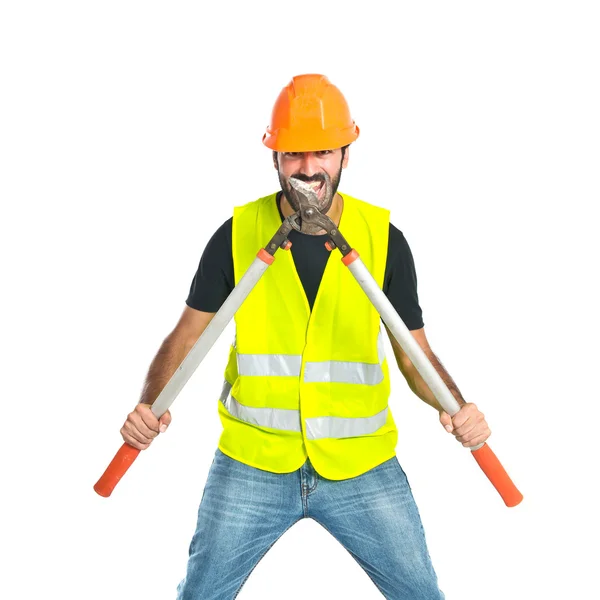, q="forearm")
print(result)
[403,350,466,413]
[138,333,193,406]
